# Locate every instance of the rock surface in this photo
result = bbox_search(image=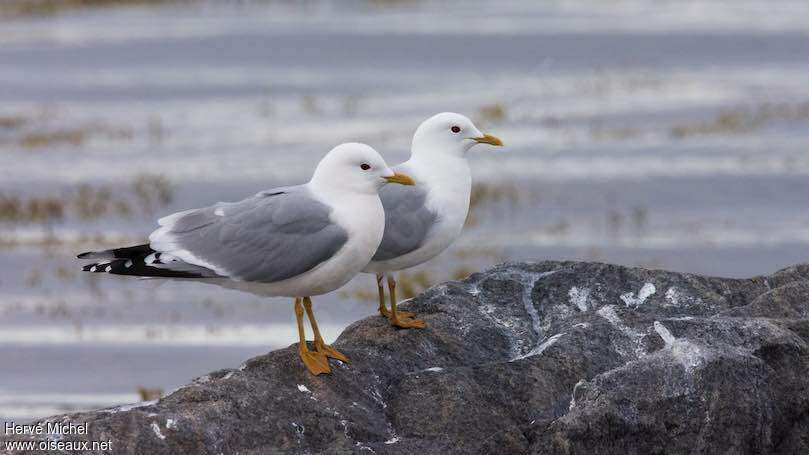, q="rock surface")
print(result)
[4,261,809,454]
